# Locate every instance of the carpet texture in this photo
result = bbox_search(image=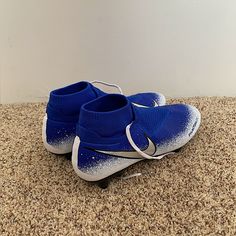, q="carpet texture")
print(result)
[0,97,235,236]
